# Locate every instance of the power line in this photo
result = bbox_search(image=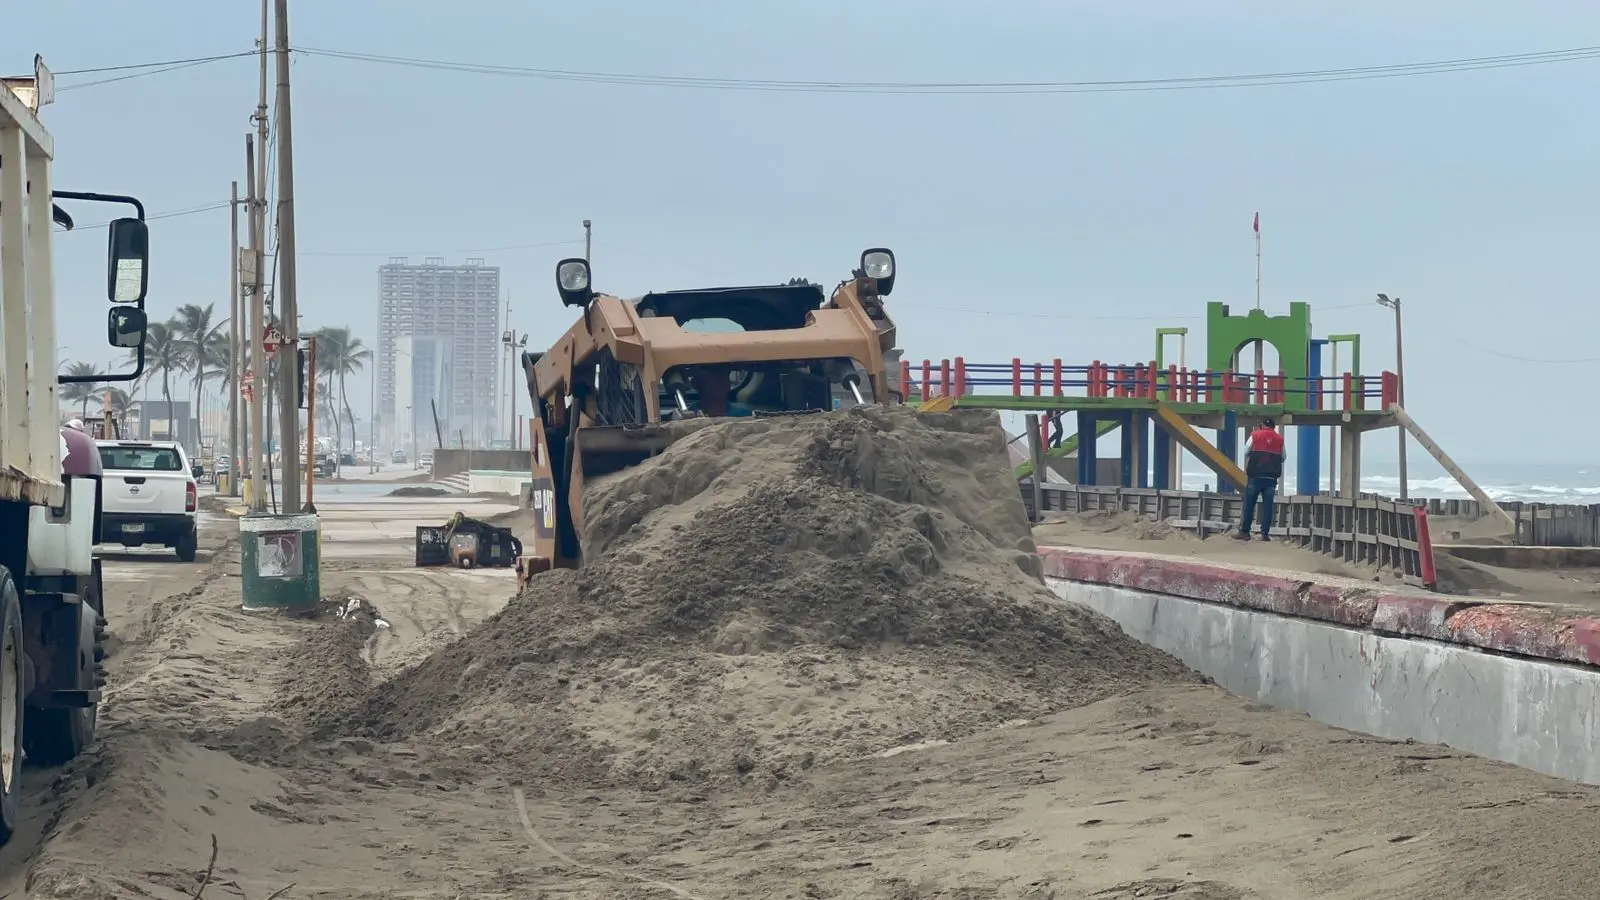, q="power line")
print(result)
[64,201,232,231]
[1440,333,1600,364]
[920,301,1375,322]
[46,42,1600,97]
[54,52,255,76]
[55,52,255,92]
[294,44,1600,95]
[303,239,583,258]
